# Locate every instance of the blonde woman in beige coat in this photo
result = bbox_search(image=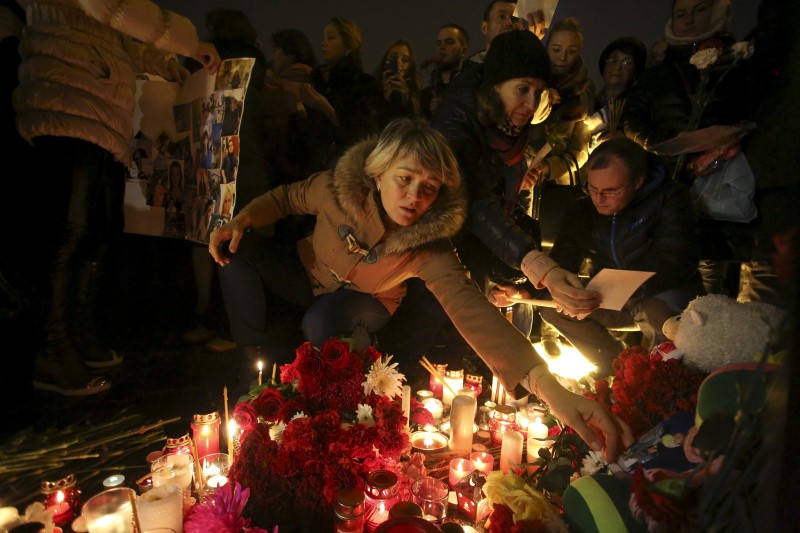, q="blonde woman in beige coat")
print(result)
[210,118,633,463]
[14,0,220,396]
